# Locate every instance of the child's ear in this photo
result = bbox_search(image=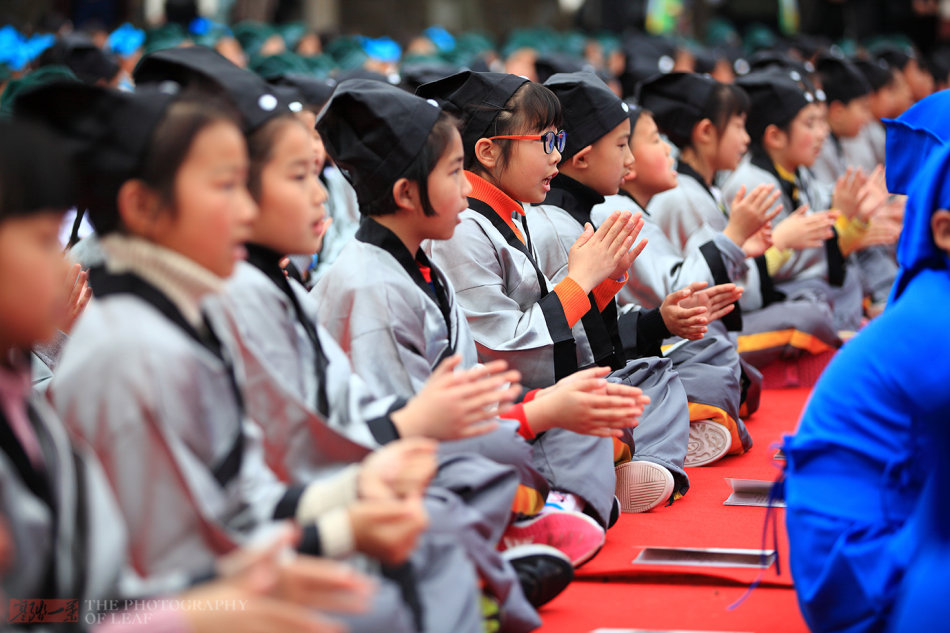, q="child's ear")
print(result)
[392,177,418,213]
[569,146,593,170]
[473,138,499,170]
[116,179,162,236]
[763,124,785,152]
[931,209,950,254]
[692,118,715,147]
